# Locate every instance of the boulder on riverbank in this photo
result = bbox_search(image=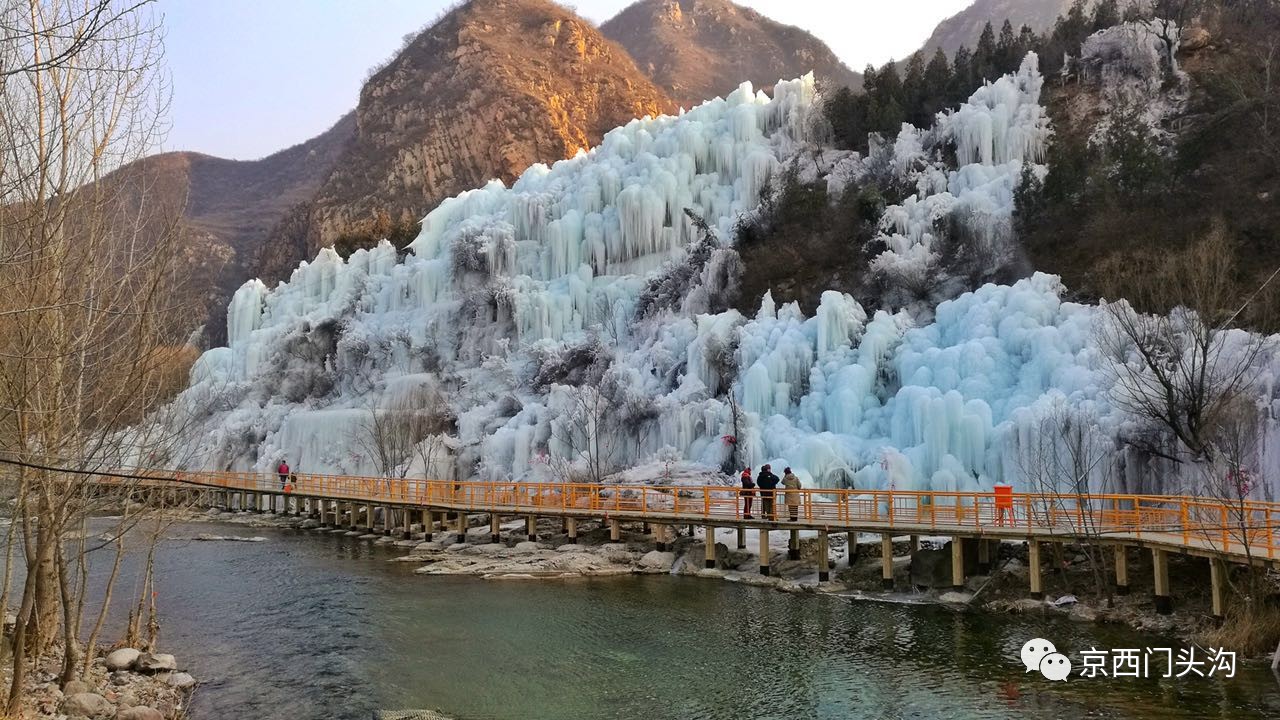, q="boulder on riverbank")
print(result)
[61,691,112,718]
[104,648,141,671]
